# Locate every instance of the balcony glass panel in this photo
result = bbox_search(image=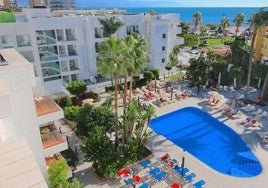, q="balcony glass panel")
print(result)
[16,34,31,47]
[36,30,56,45]
[44,76,61,82]
[63,75,70,85]
[66,29,76,41]
[41,61,60,77]
[19,51,34,62]
[39,46,58,62]
[1,35,13,48]
[56,29,65,41]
